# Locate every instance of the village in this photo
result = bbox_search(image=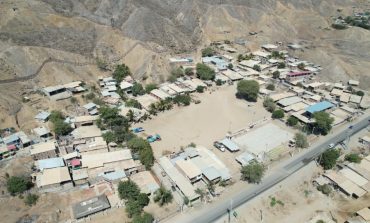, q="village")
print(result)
[0,39,370,223]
